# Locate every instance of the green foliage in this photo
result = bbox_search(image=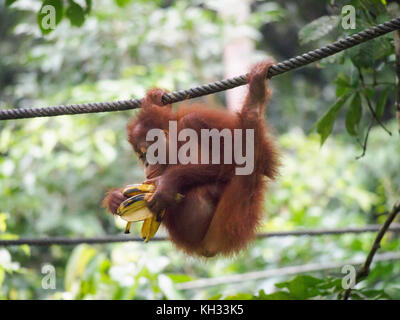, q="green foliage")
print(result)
[37,0,64,35]
[306,1,396,147]
[345,93,362,136]
[65,245,97,292]
[247,2,285,28]
[315,93,351,146]
[115,0,132,7]
[219,273,395,300]
[66,1,85,27]
[0,214,7,233]
[1,0,399,301]
[375,88,390,119]
[298,15,340,44]
[33,0,92,34]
